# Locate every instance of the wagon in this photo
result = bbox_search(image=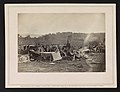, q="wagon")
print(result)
[29,49,62,62]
